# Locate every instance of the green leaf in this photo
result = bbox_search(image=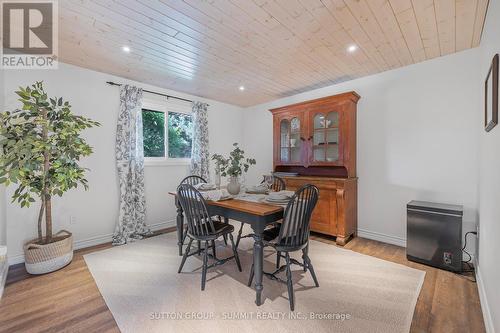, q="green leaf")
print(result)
[15,91,29,99]
[2,81,99,210]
